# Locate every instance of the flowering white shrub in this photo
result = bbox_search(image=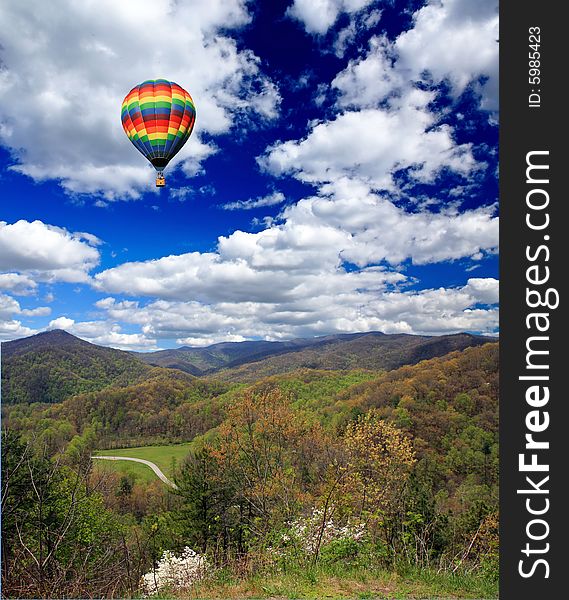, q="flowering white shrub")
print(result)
[141,547,209,596]
[283,507,366,555]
